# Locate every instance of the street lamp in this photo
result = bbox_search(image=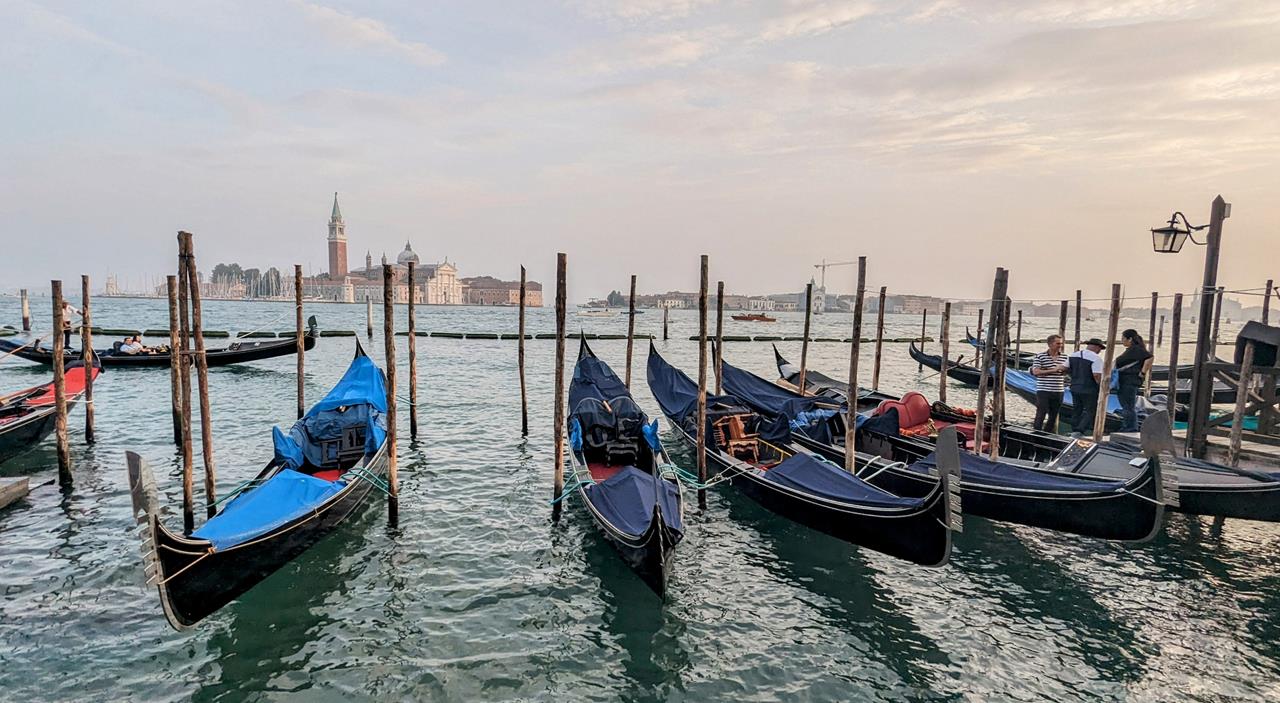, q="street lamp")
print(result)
[1149,196,1230,458]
